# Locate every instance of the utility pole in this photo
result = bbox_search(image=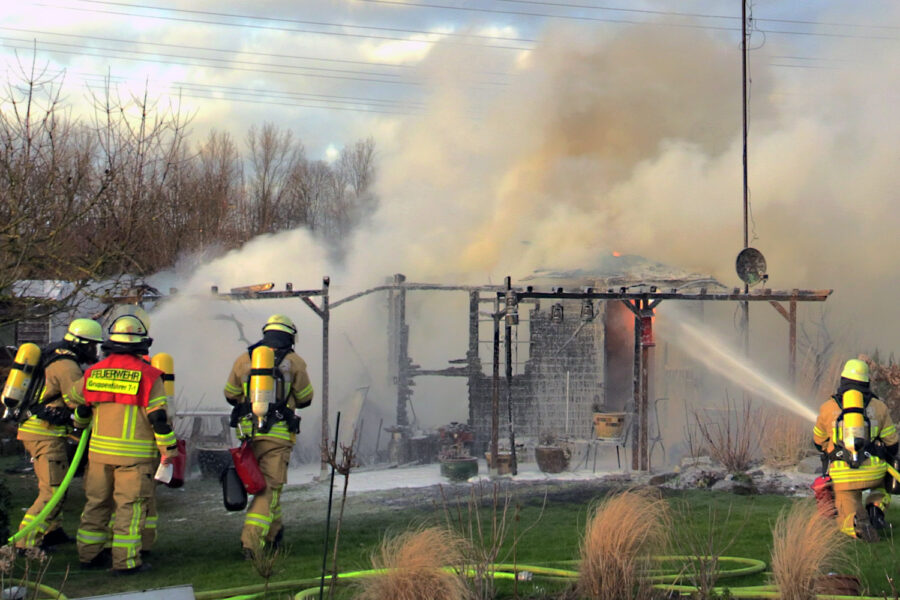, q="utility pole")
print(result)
[740,0,750,356]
